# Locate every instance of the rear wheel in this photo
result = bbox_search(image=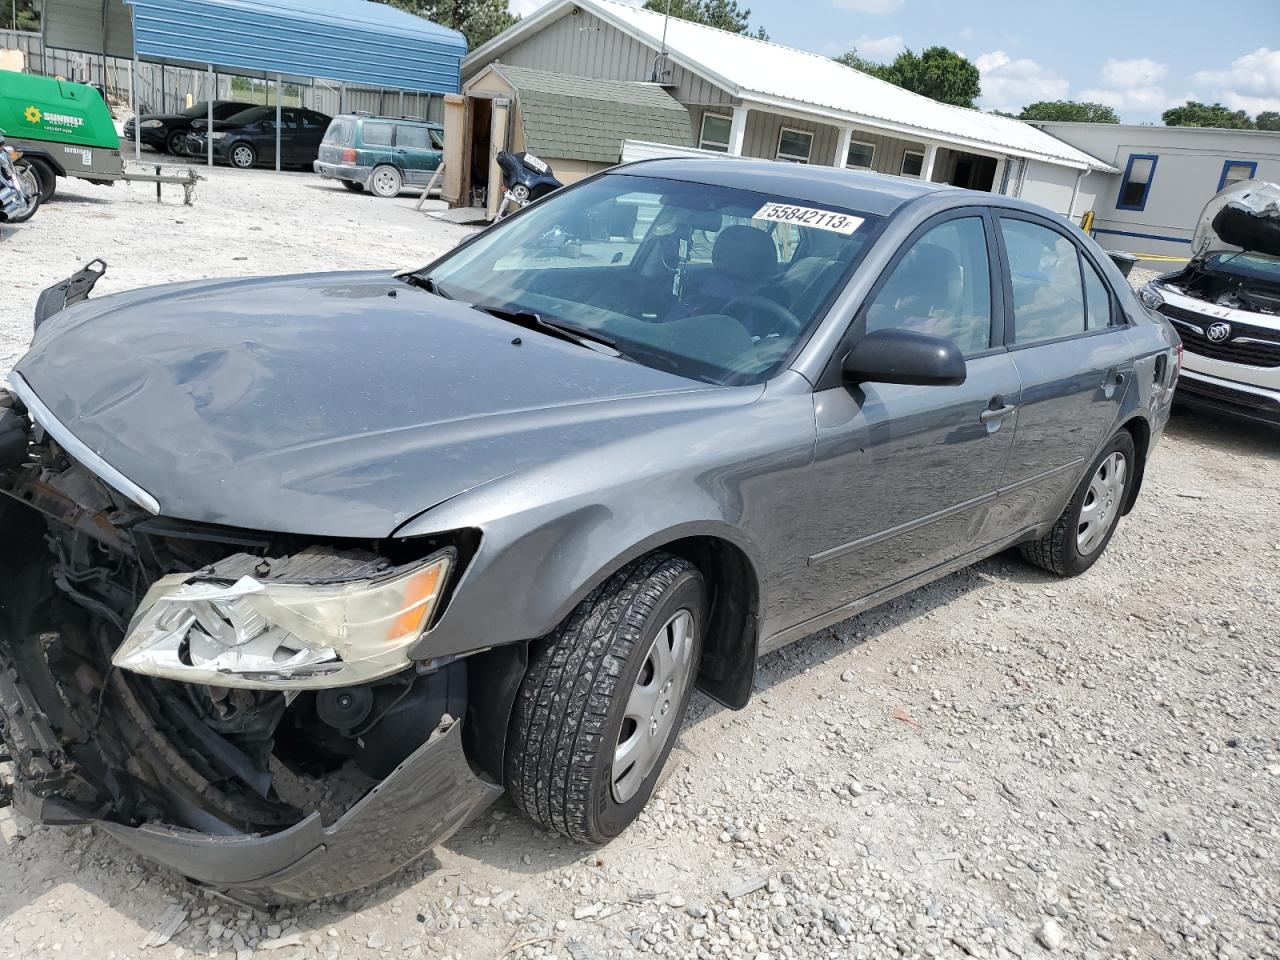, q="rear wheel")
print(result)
[1020,430,1135,576]
[369,165,403,198]
[229,142,257,169]
[16,157,56,203]
[4,172,39,223]
[505,553,705,843]
[341,179,364,193]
